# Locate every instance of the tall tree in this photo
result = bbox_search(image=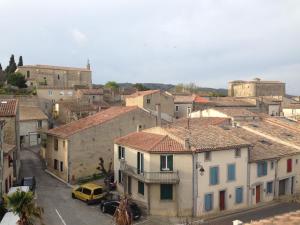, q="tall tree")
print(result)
[5,190,44,225]
[18,56,23,67]
[7,72,27,88]
[0,63,2,71]
[5,54,17,74]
